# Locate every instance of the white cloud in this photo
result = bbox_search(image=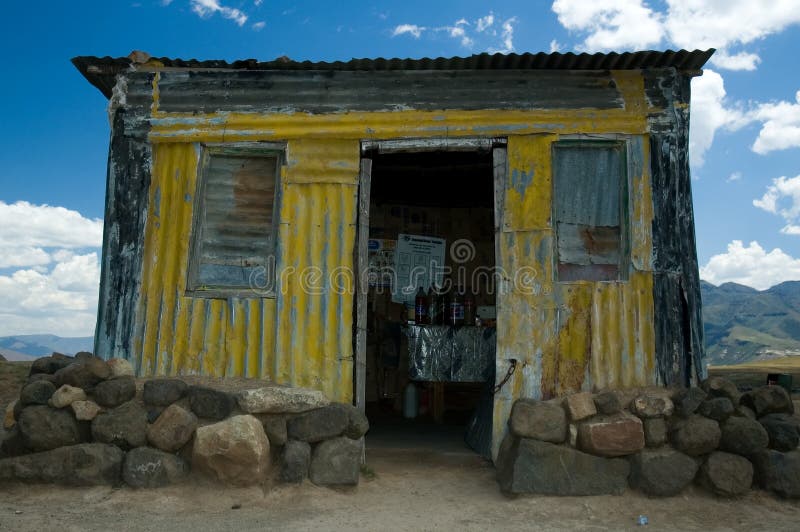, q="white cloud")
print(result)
[753,175,800,235]
[727,171,742,182]
[700,240,800,290]
[688,70,746,166]
[476,14,494,32]
[252,21,265,31]
[489,17,517,54]
[749,90,800,155]
[190,0,248,26]
[551,0,800,71]
[0,202,103,337]
[392,24,424,38]
[549,39,561,53]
